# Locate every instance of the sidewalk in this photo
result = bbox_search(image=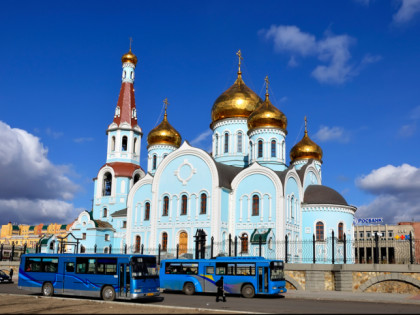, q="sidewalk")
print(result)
[284,290,420,305]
